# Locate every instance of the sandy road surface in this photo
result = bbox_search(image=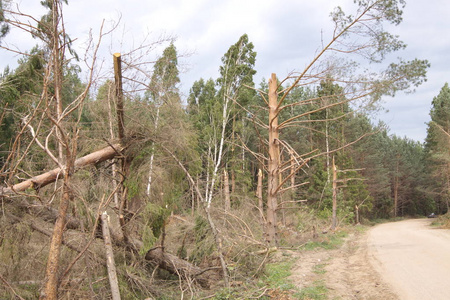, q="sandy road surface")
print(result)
[368,219,450,300]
